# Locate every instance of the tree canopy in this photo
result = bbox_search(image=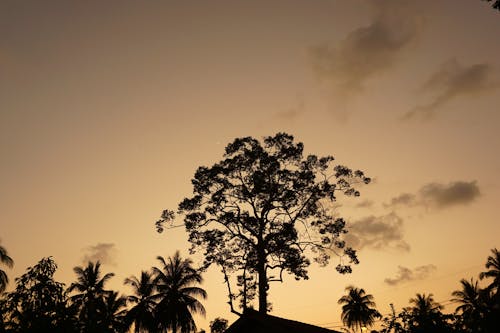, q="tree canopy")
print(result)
[157,133,370,314]
[338,286,381,333]
[0,244,13,293]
